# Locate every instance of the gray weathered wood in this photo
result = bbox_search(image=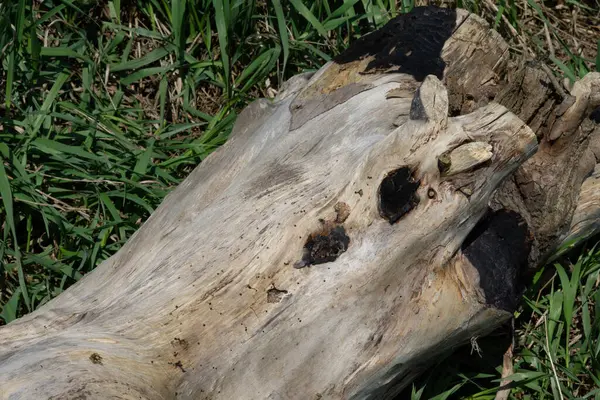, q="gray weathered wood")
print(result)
[1,7,599,400]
